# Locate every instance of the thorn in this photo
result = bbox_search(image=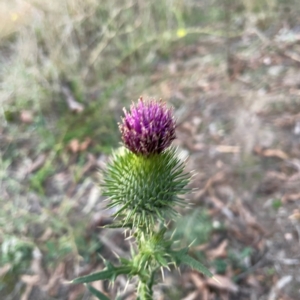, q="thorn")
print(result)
[212,275,221,285]
[178,266,181,276]
[124,234,133,241]
[112,250,120,259]
[161,267,165,281]
[124,279,130,292]
[170,228,177,239]
[64,280,72,285]
[97,253,106,262]
[188,238,197,248]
